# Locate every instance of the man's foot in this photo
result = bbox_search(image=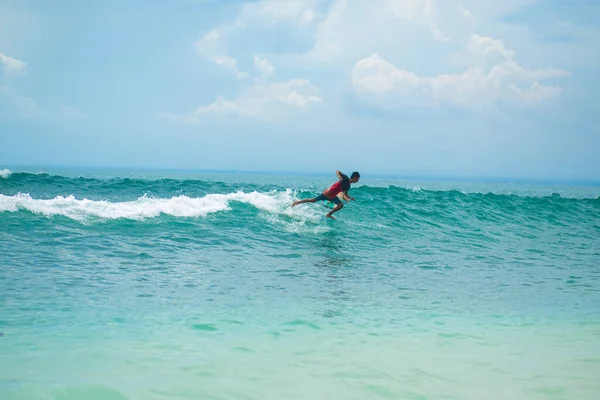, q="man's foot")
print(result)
[326,213,336,220]
[291,200,299,207]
